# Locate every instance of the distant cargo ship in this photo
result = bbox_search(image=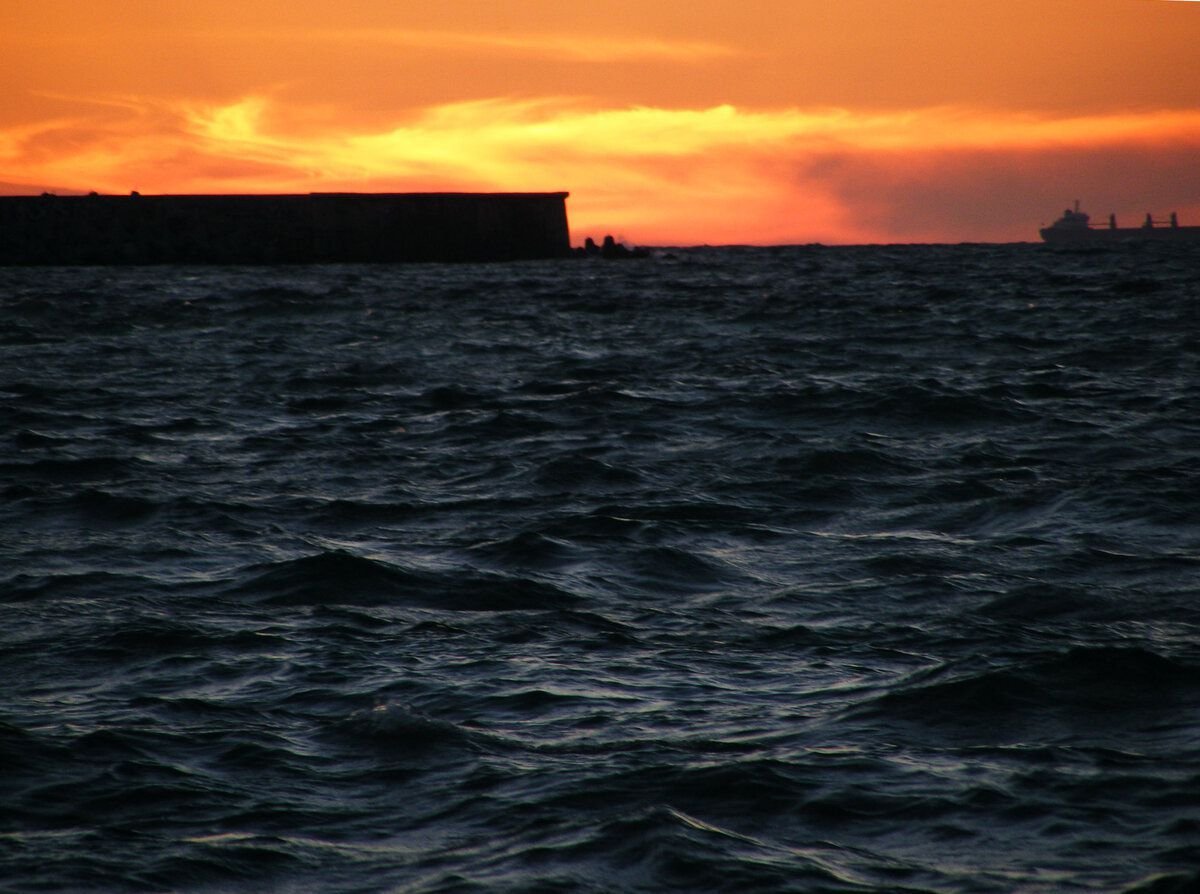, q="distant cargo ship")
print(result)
[0,192,572,265]
[1040,201,1200,245]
